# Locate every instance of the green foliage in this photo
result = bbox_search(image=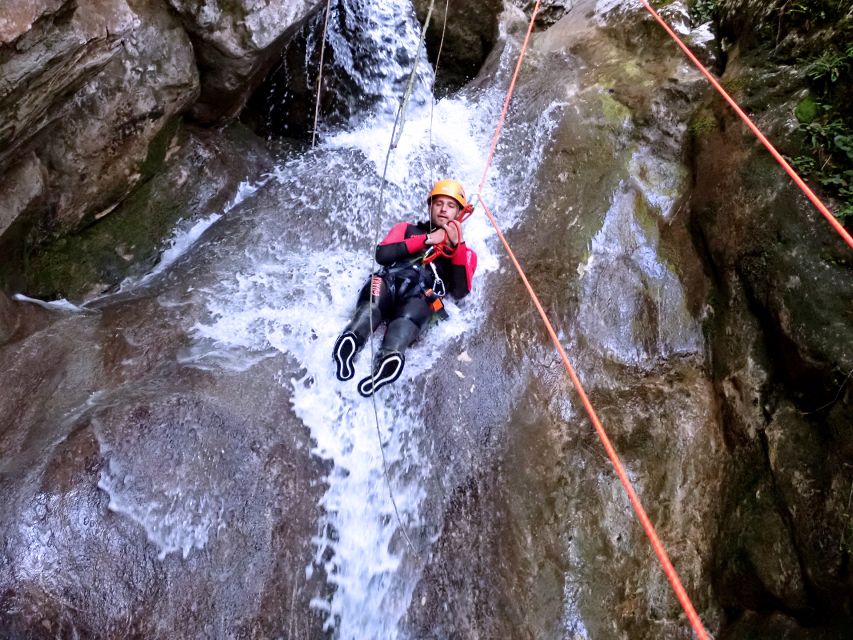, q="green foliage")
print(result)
[691,0,719,25]
[689,113,717,137]
[788,7,853,222]
[792,106,853,219]
[786,0,834,23]
[806,44,853,85]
